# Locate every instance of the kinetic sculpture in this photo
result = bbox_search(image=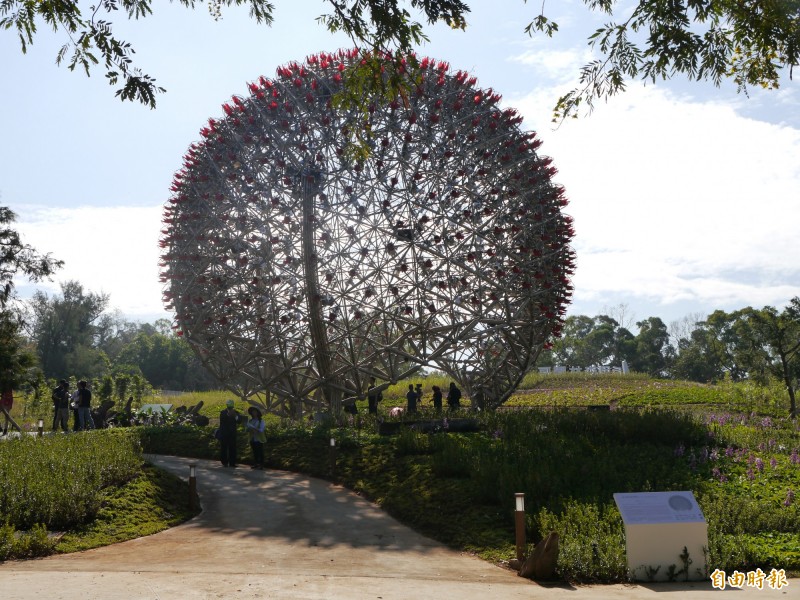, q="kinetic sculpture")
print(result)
[160,50,575,417]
